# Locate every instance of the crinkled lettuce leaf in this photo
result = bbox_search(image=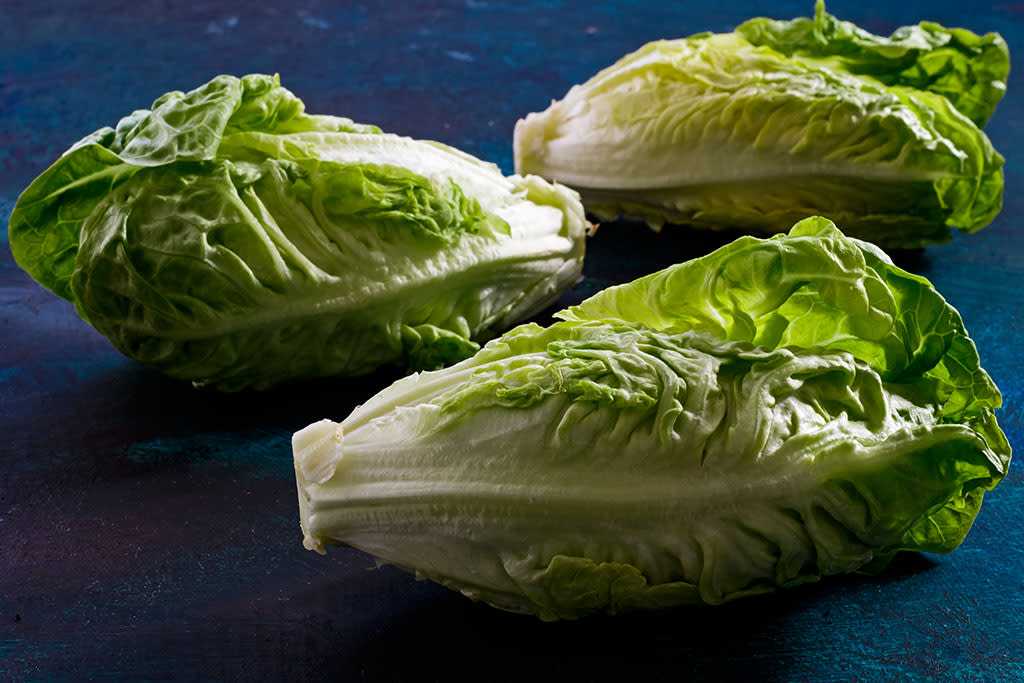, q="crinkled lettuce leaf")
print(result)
[737,0,1009,127]
[9,74,588,389]
[293,217,1009,620]
[559,216,1000,420]
[513,3,1007,247]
